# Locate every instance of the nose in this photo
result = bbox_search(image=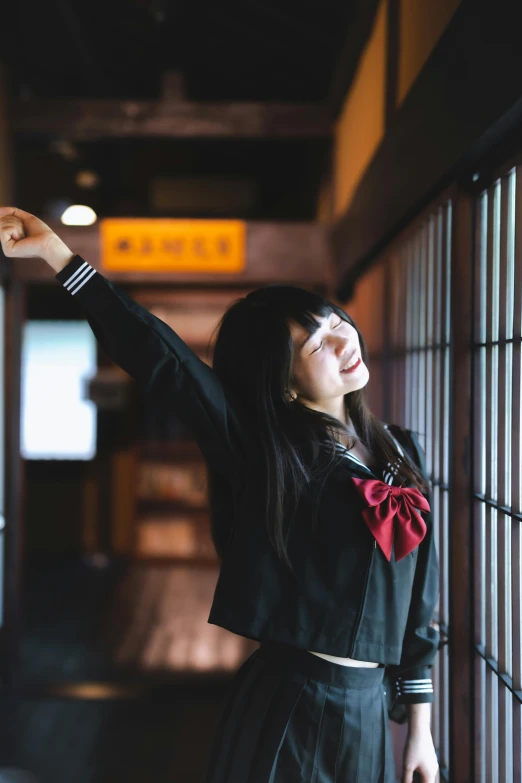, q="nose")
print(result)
[336,335,352,355]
